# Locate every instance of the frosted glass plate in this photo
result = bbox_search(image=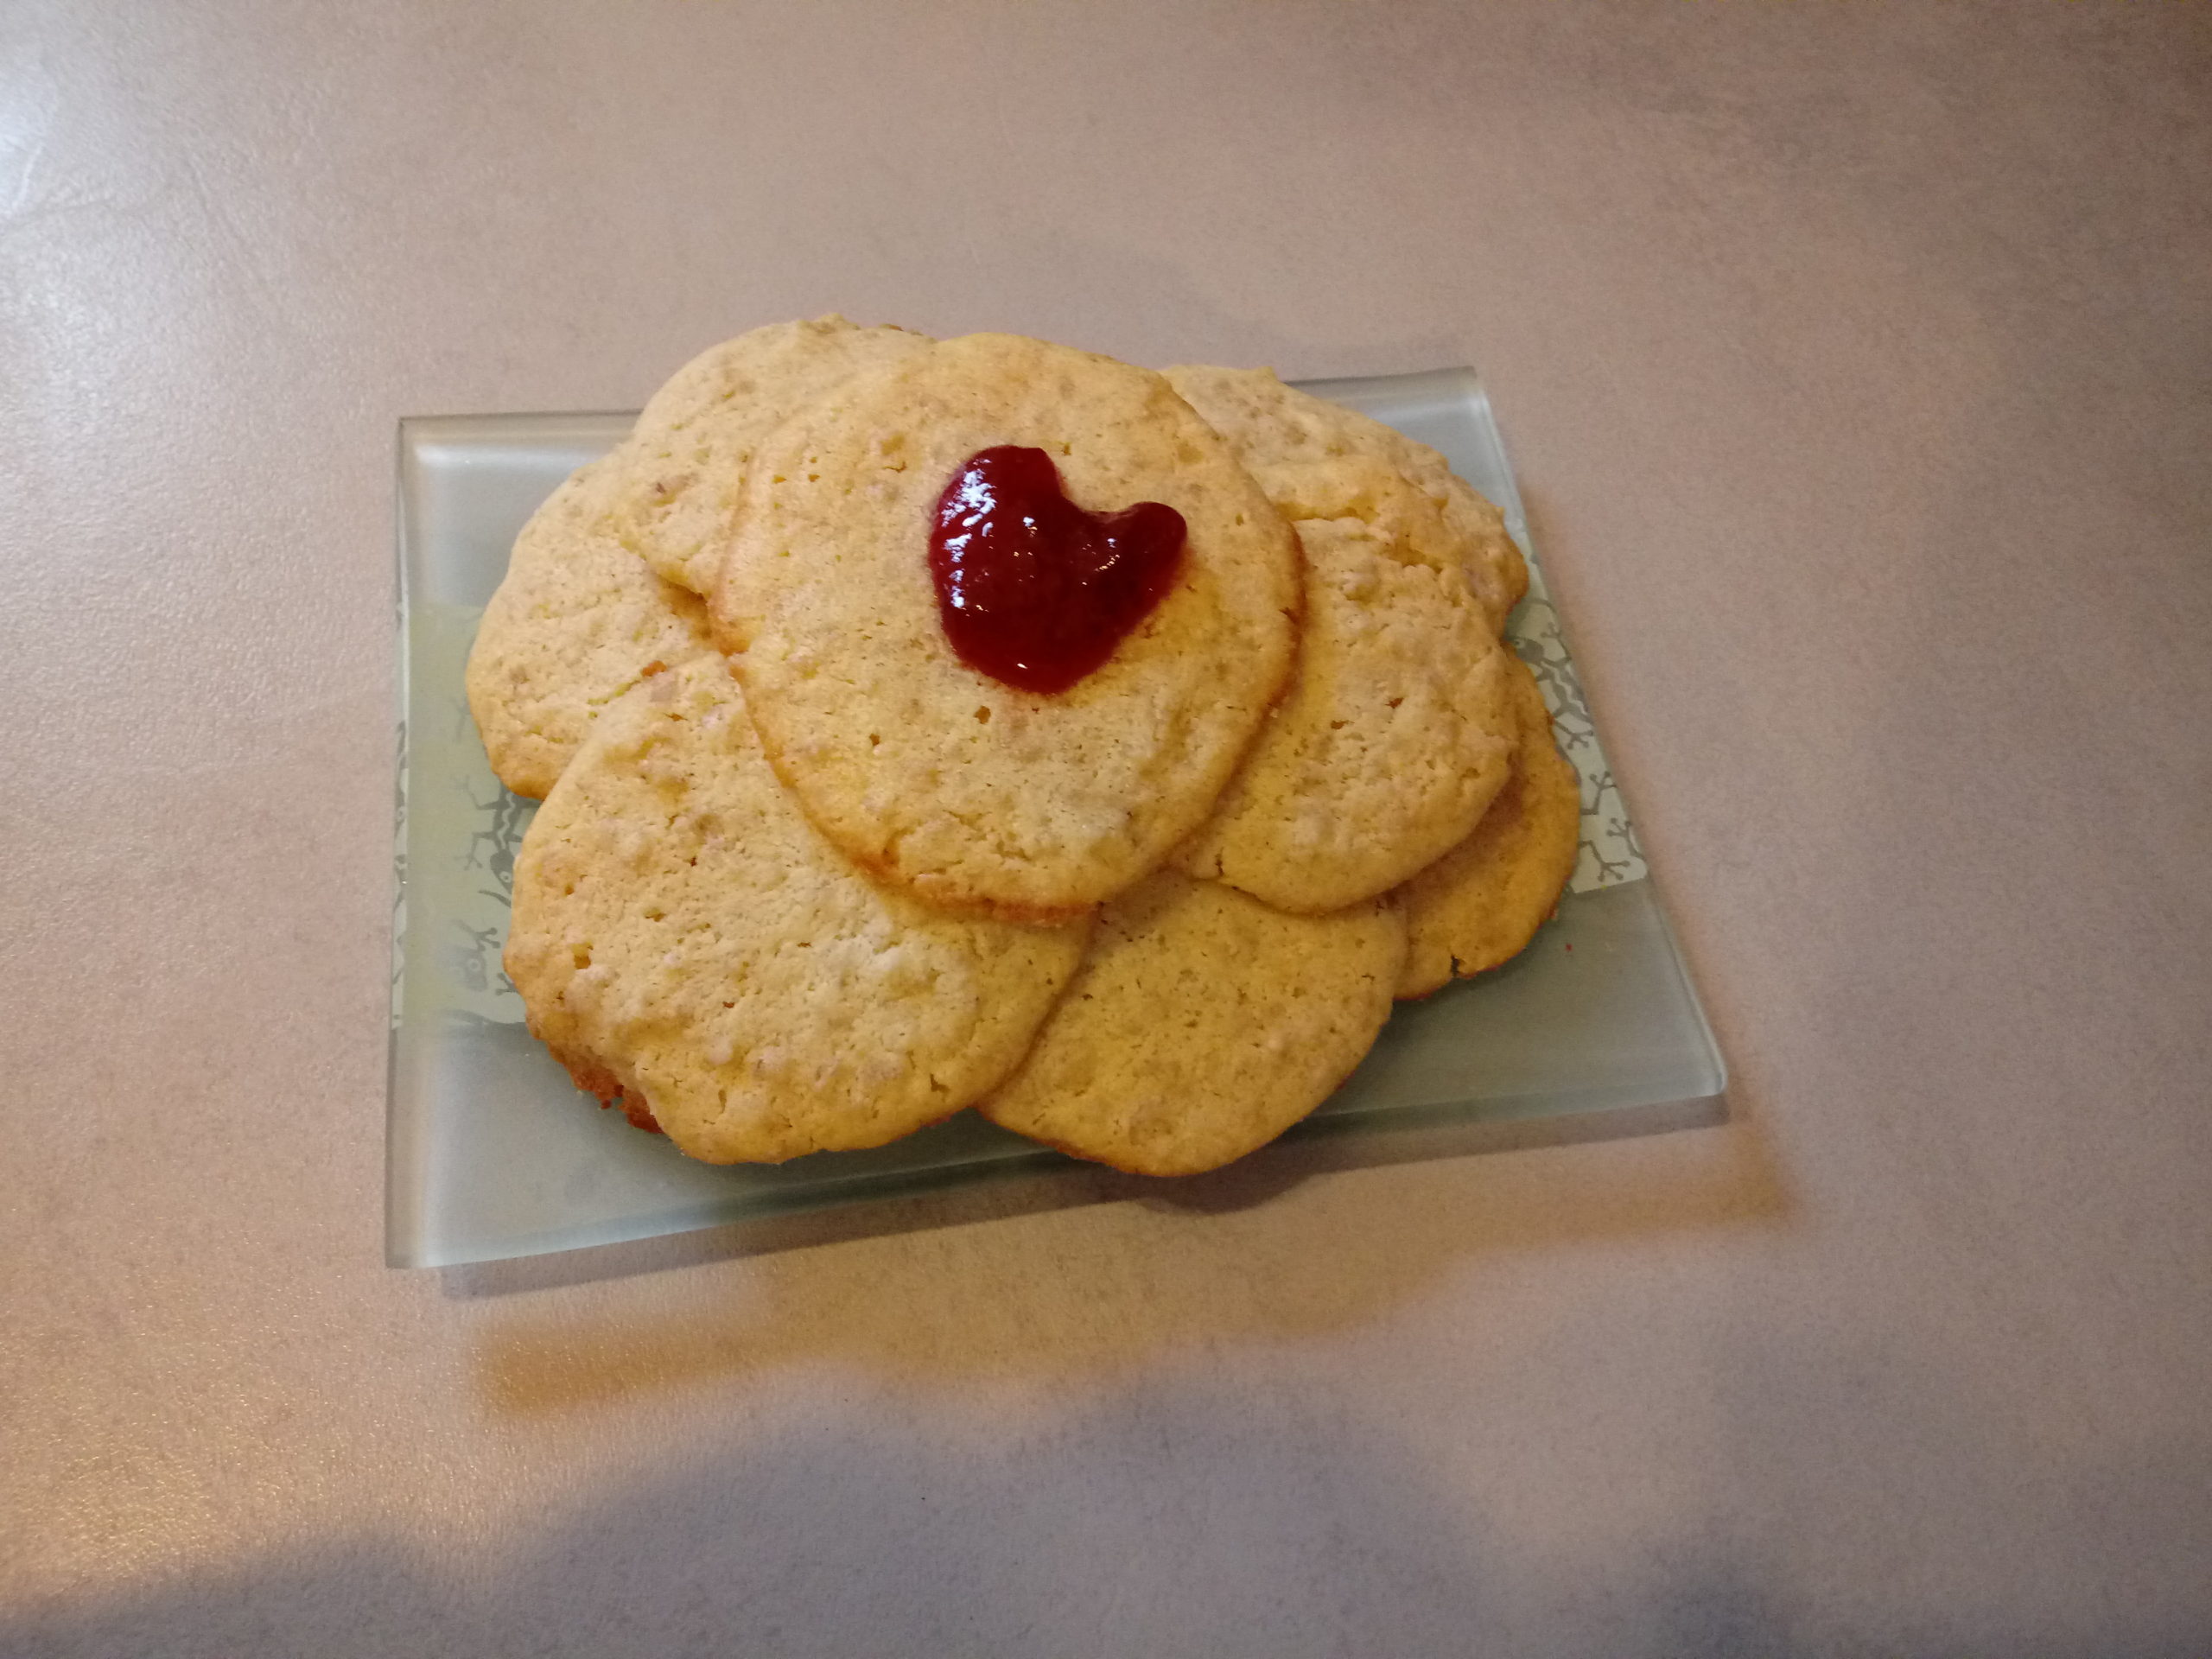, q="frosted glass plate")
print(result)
[390,370,1723,1267]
